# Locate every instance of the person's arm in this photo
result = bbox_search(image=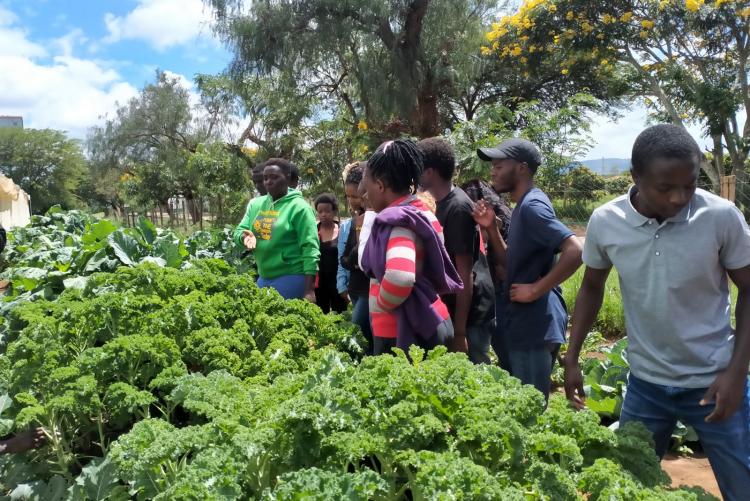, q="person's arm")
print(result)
[563,266,611,409]
[0,428,46,455]
[701,205,750,421]
[294,204,321,303]
[336,220,351,298]
[376,227,416,312]
[509,235,583,303]
[233,198,257,248]
[562,209,613,409]
[474,201,507,271]
[701,265,750,422]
